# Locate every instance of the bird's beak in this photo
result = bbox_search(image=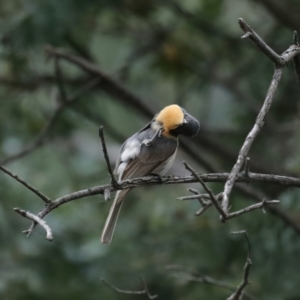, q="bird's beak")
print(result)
[181,113,200,137]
